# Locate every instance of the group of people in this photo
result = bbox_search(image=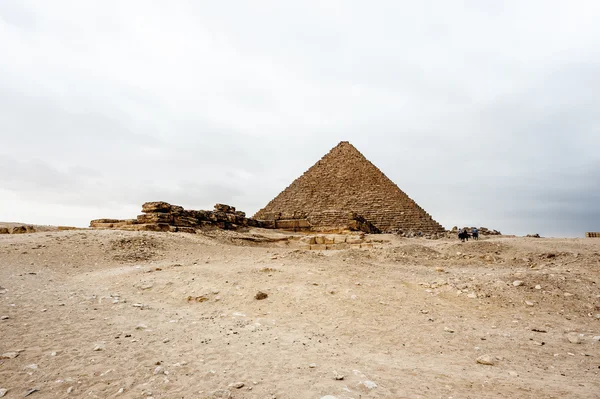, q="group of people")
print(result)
[458,227,478,242]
